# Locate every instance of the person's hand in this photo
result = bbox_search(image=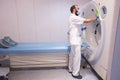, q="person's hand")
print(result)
[96,16,99,20]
